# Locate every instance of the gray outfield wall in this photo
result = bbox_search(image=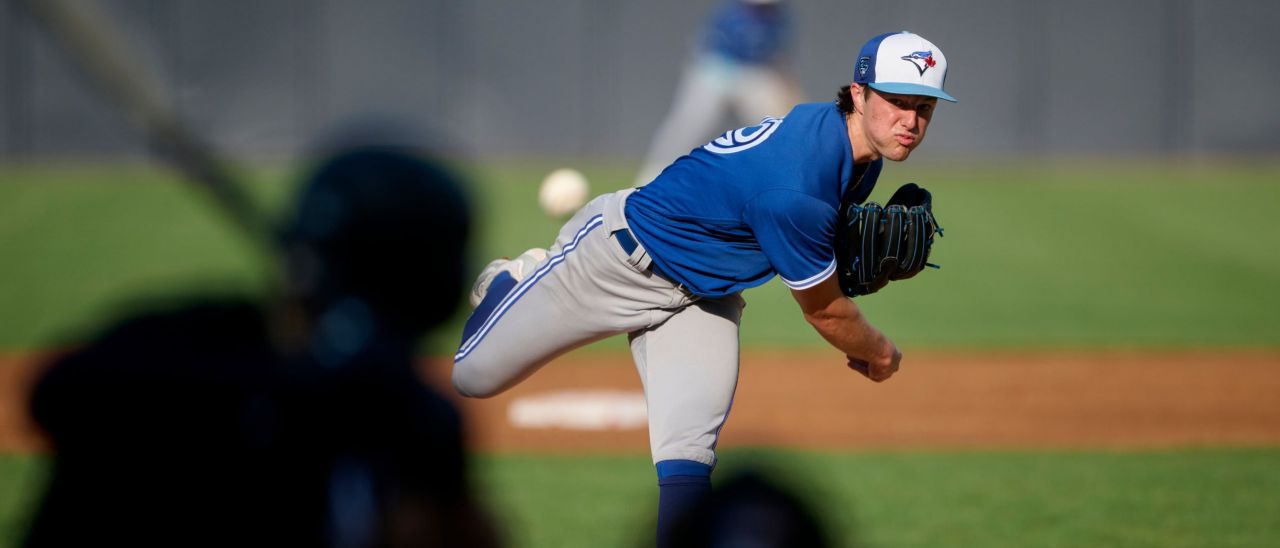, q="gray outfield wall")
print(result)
[1,0,1278,161]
